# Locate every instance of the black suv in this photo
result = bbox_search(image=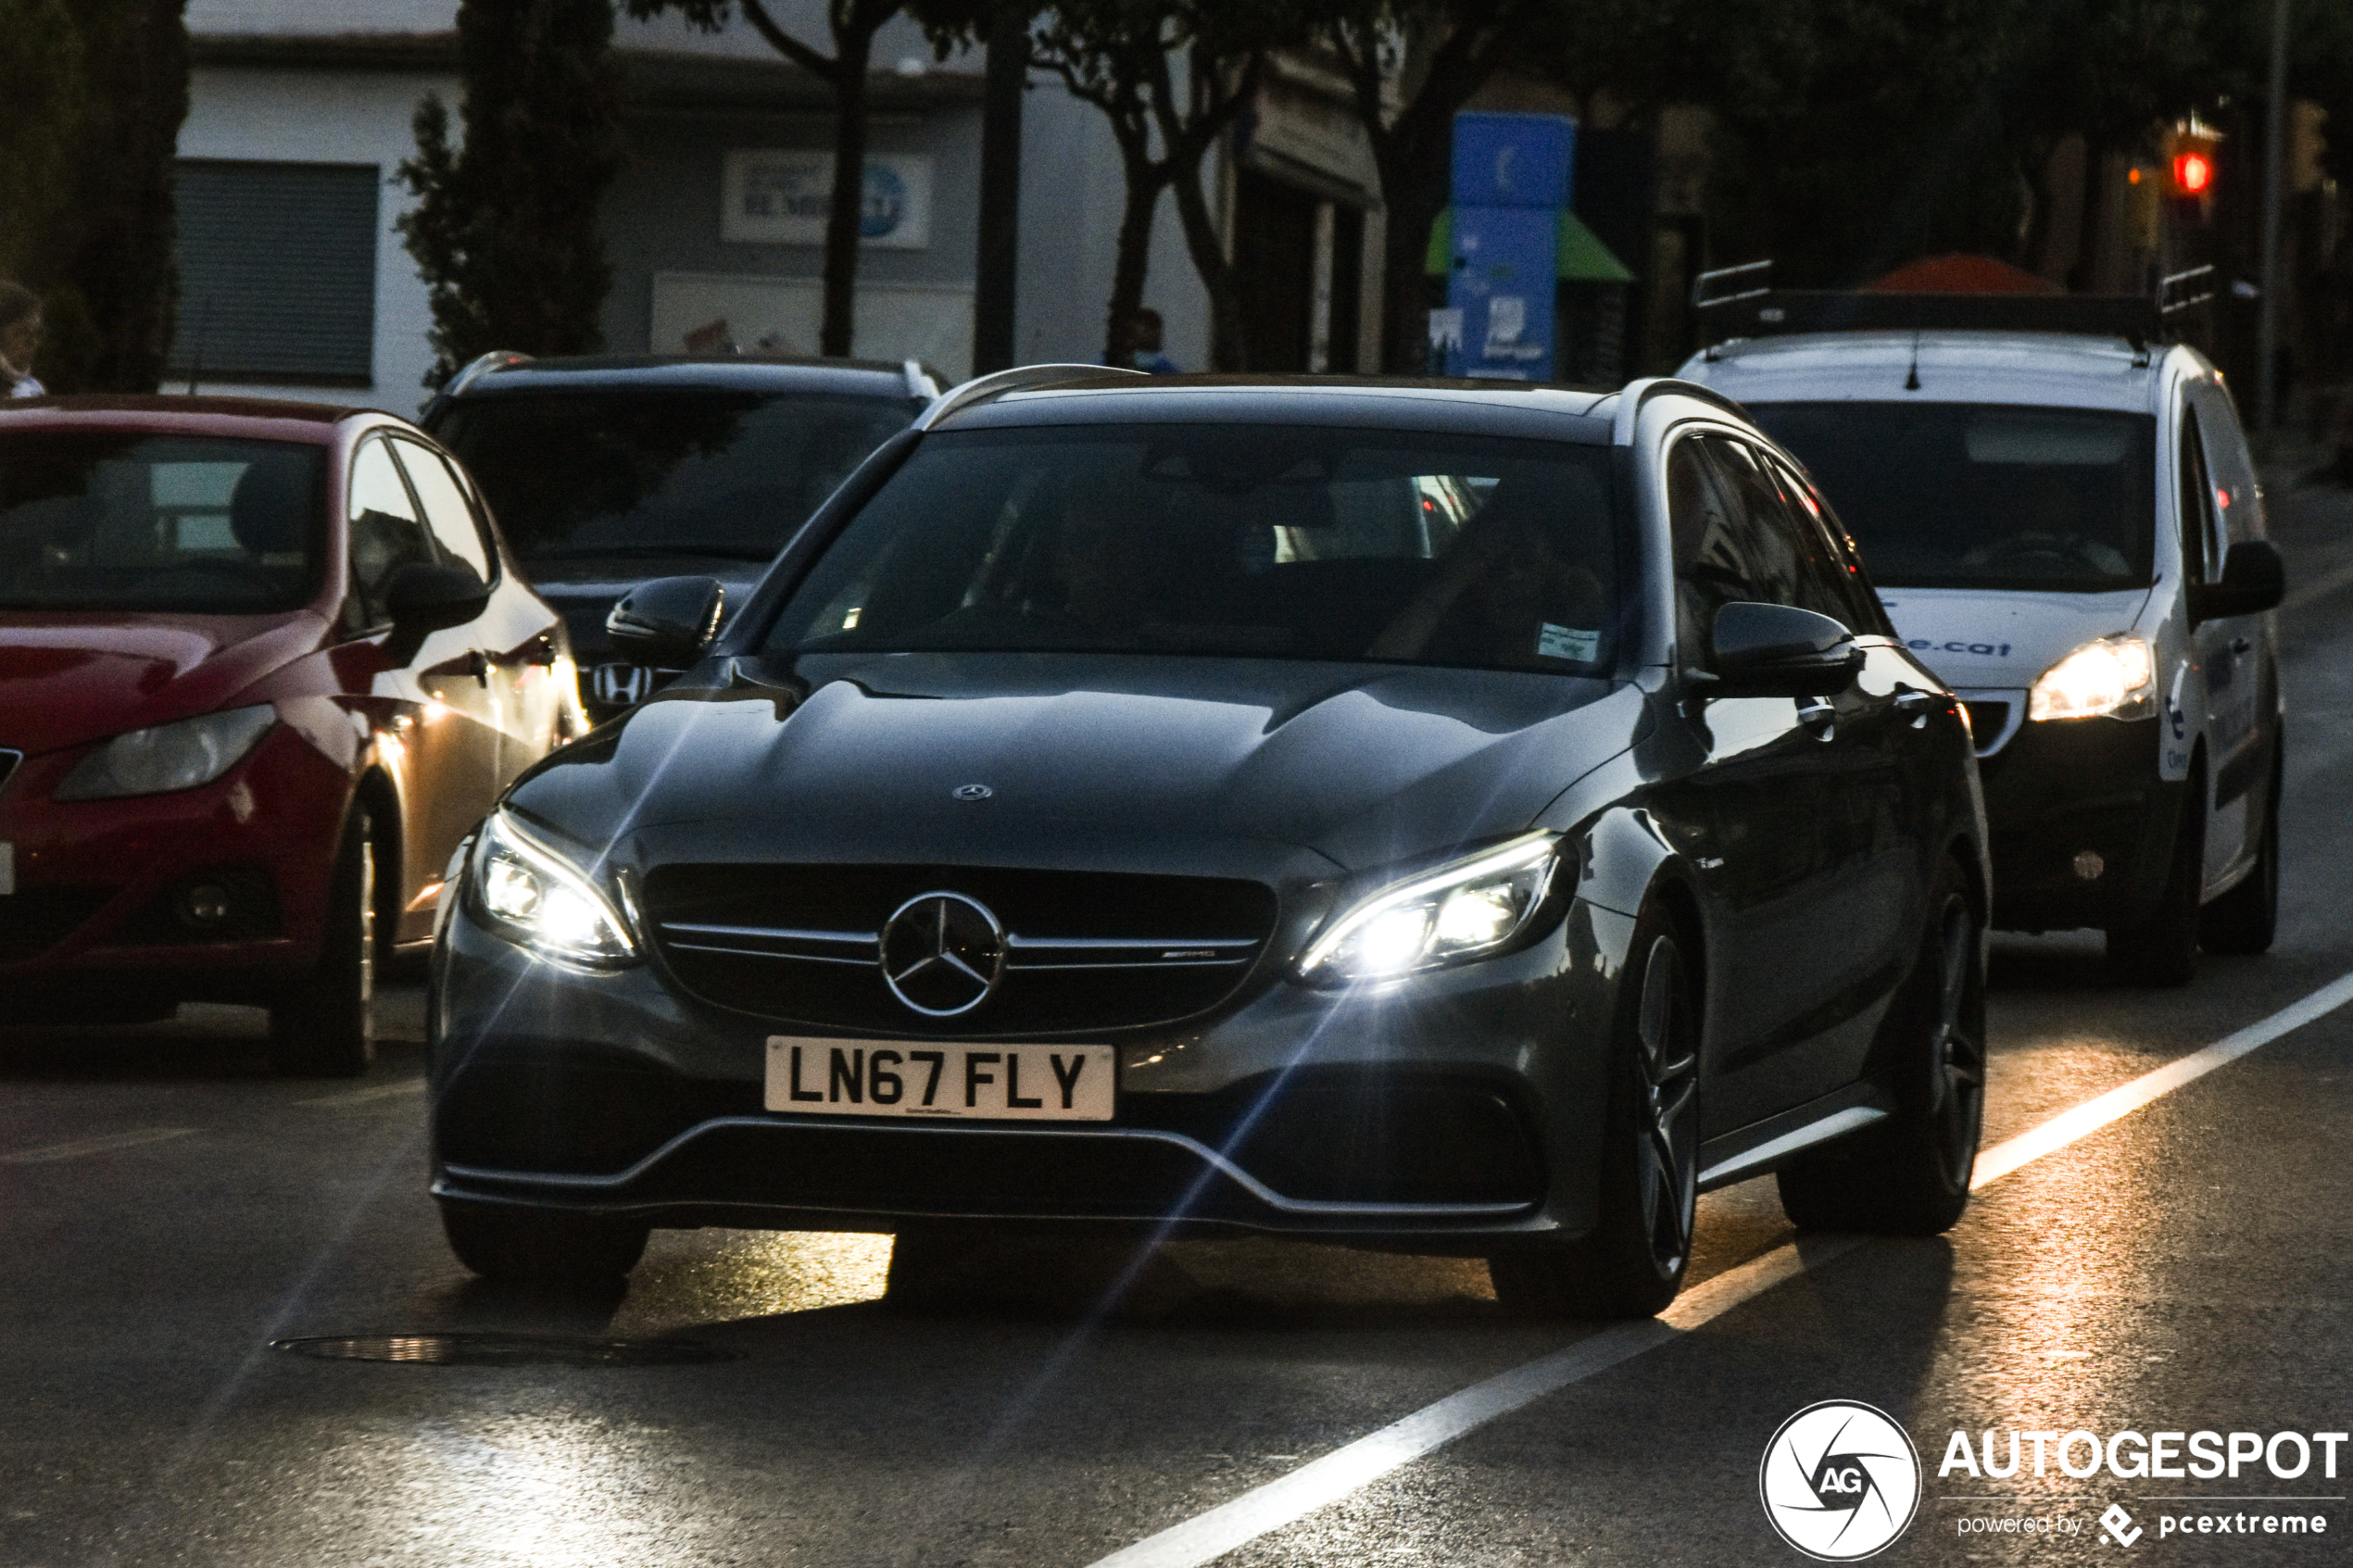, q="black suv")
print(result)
[423,354,937,721]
